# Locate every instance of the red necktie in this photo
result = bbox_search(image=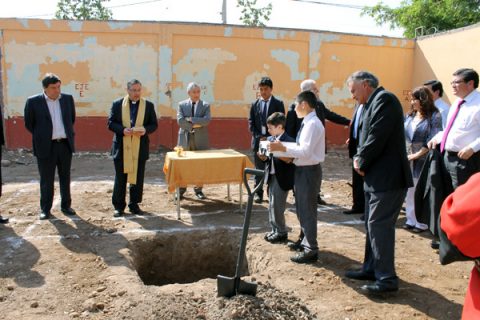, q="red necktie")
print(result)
[440,99,465,153]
